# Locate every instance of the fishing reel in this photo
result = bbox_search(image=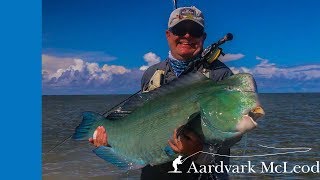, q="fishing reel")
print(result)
[201,33,233,64]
